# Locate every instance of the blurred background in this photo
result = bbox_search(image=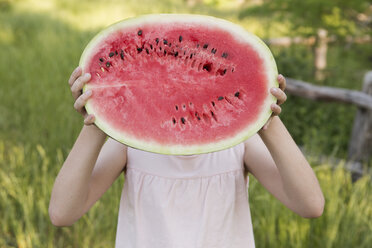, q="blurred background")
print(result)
[0,0,371,247]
